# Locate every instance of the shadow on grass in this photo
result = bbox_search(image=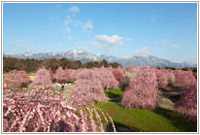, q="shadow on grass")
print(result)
[106,122,141,132]
[105,88,124,103]
[154,108,197,132]
[106,92,122,103]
